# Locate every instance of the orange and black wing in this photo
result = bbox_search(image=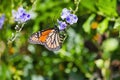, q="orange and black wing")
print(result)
[44,29,62,51]
[29,29,53,45]
[29,28,62,51]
